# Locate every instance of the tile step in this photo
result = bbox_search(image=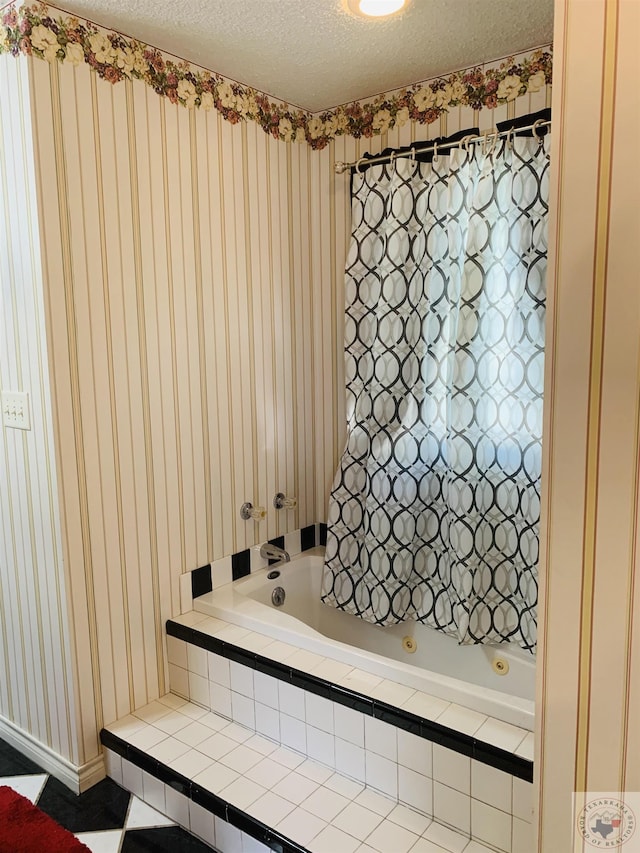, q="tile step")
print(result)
[101,694,503,853]
[167,612,534,781]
